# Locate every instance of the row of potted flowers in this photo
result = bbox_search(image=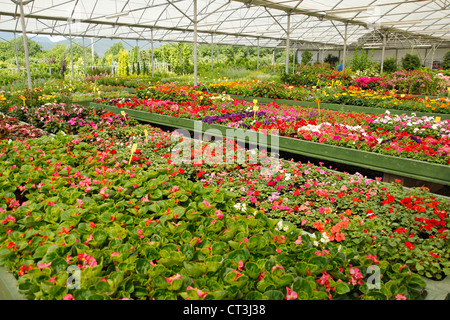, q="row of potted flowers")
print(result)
[1,103,447,299]
[200,80,450,114]
[95,95,450,166]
